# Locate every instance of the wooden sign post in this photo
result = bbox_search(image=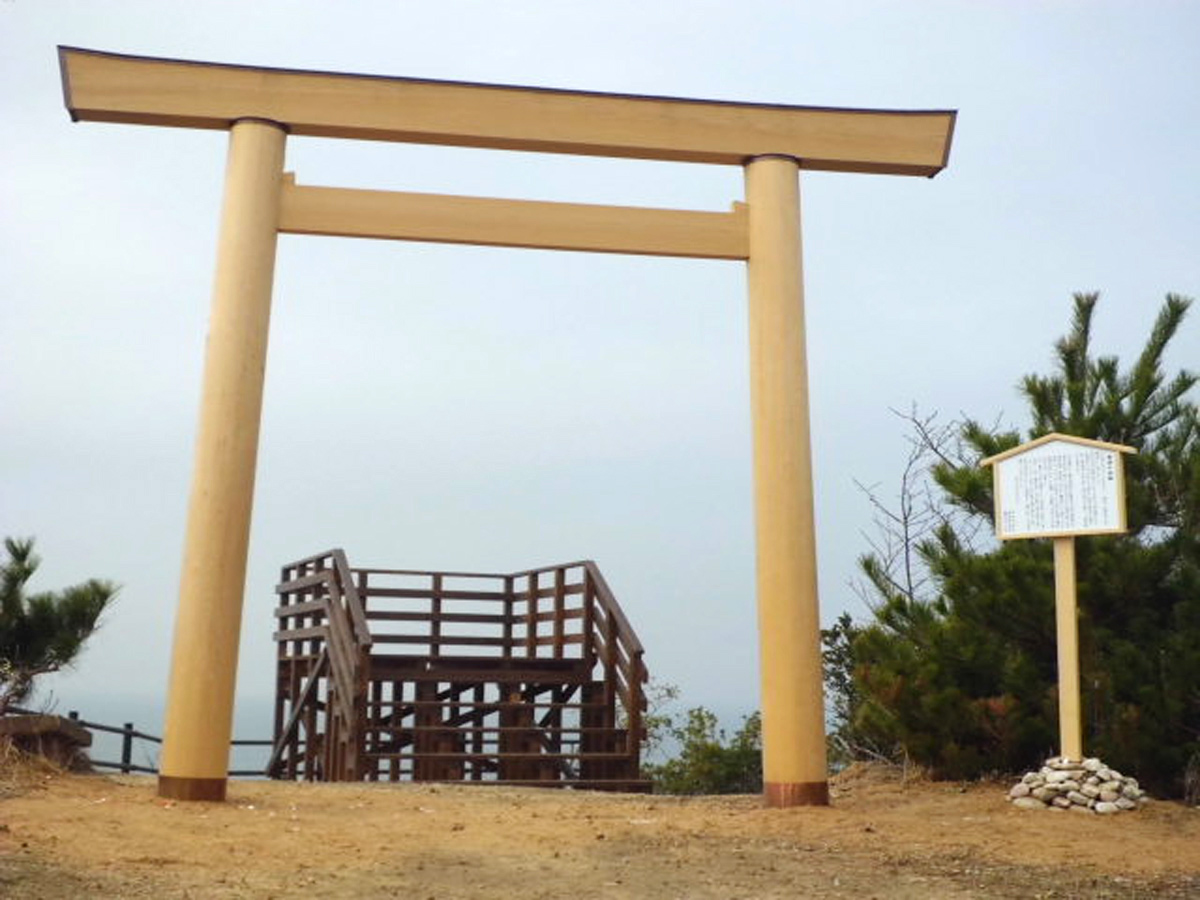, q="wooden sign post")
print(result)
[982,434,1135,761]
